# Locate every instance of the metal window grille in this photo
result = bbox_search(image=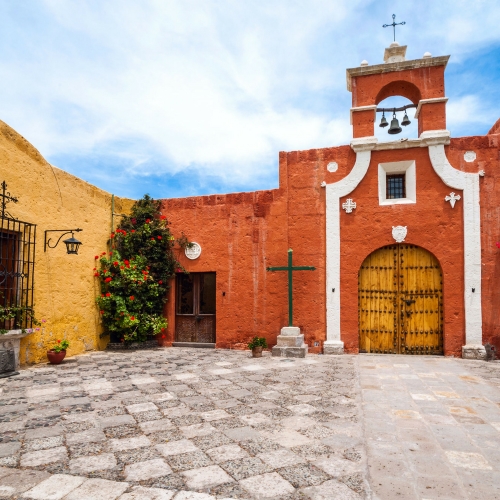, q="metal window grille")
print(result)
[386,174,406,199]
[0,182,36,331]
